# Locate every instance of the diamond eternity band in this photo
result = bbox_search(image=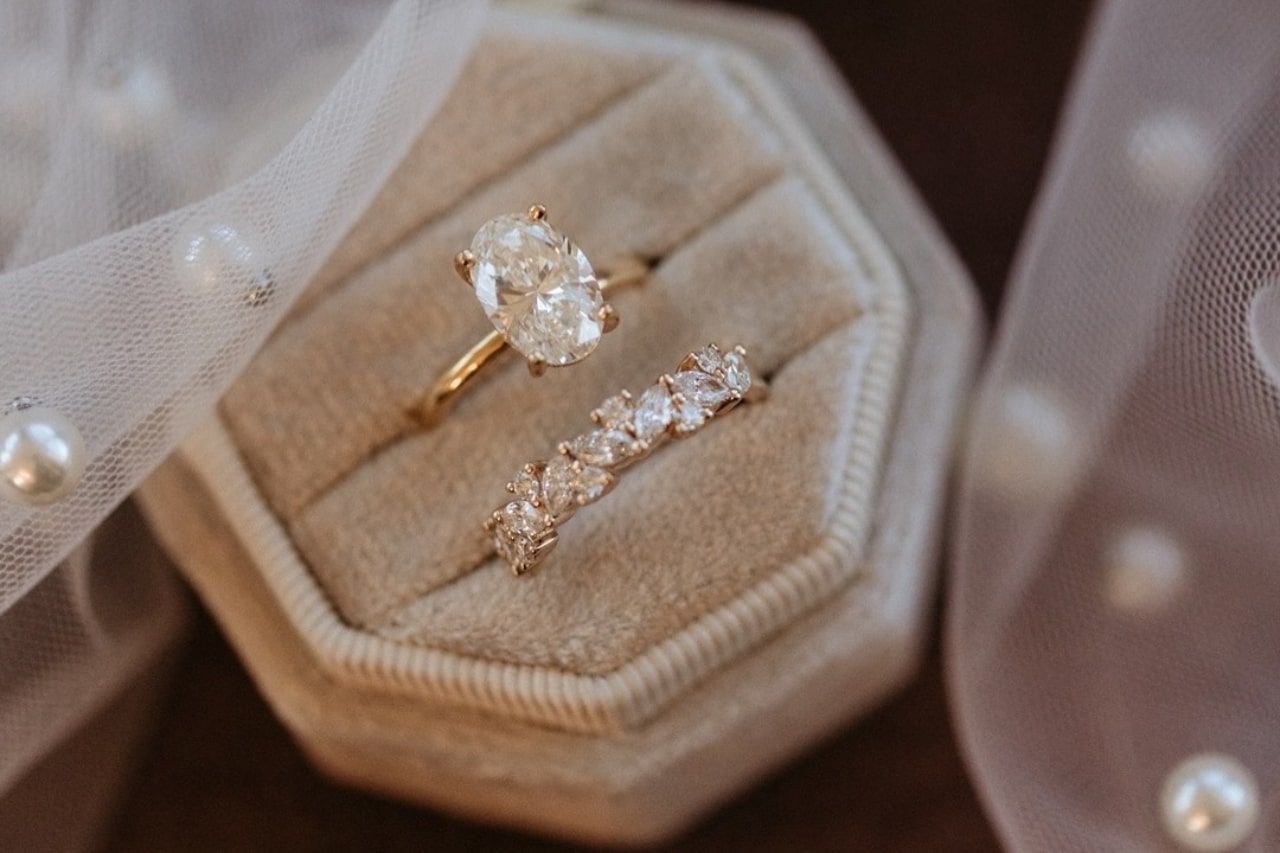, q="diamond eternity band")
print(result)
[485,343,763,576]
